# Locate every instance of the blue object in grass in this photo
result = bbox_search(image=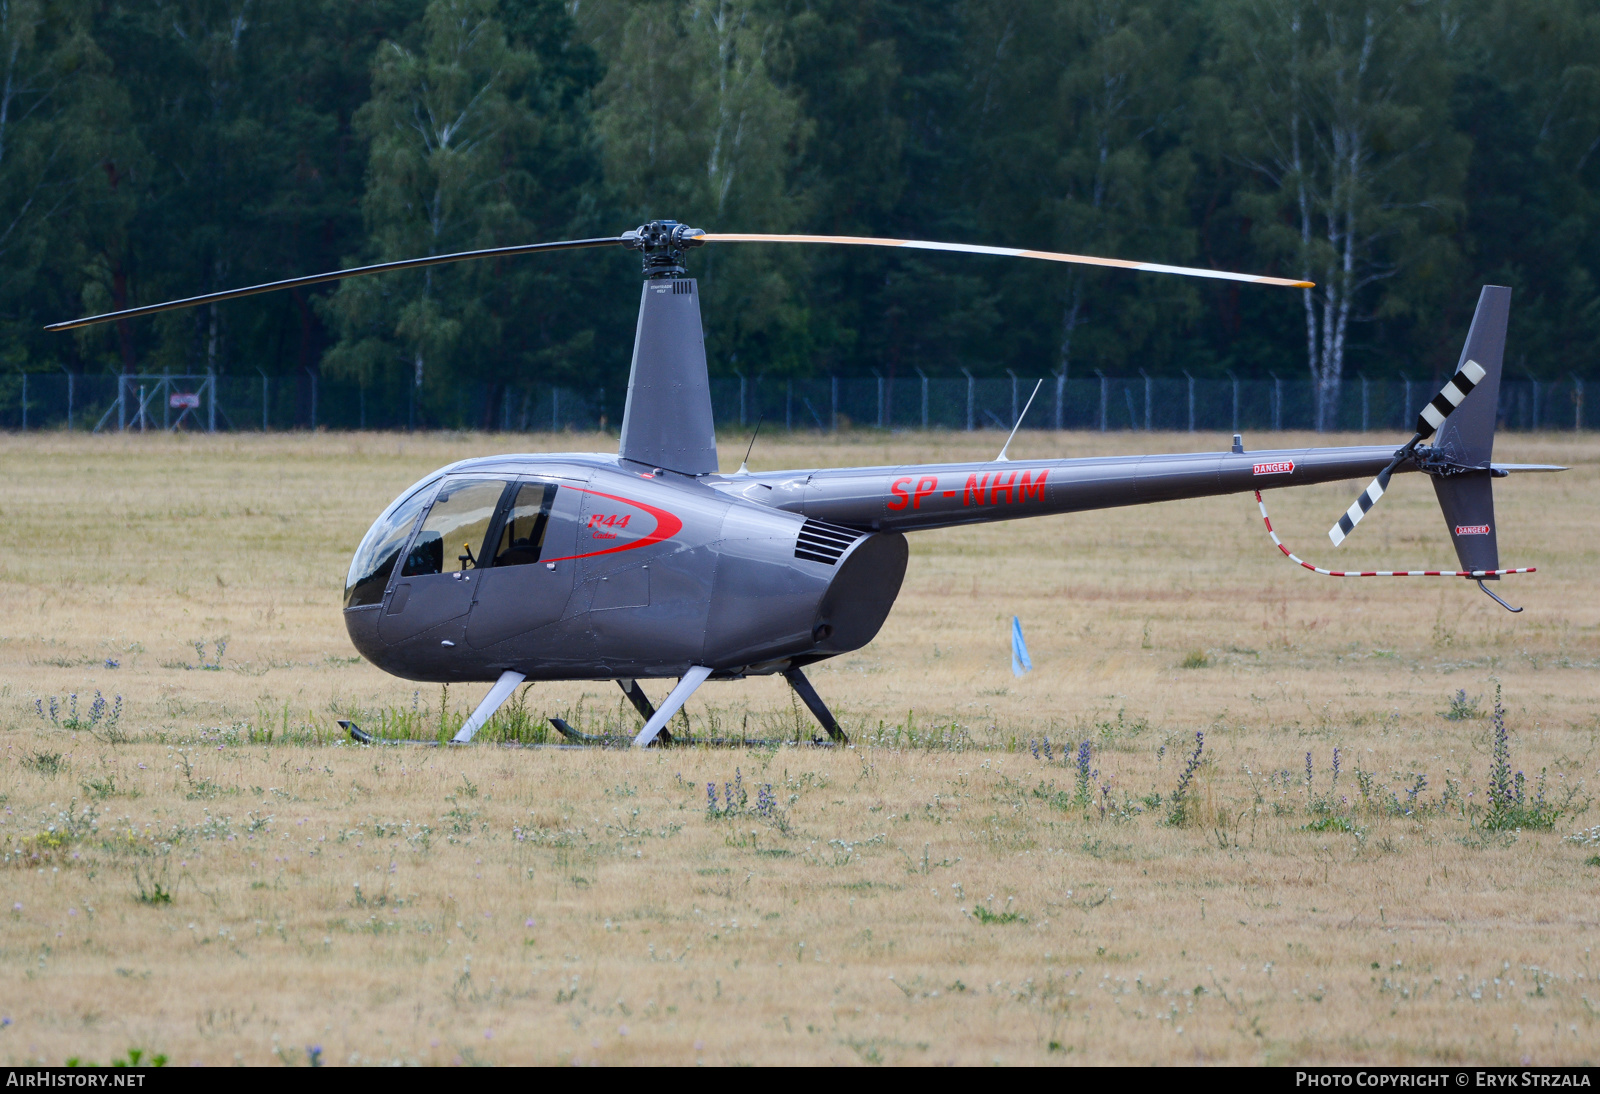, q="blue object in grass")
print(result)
[1011,615,1033,676]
